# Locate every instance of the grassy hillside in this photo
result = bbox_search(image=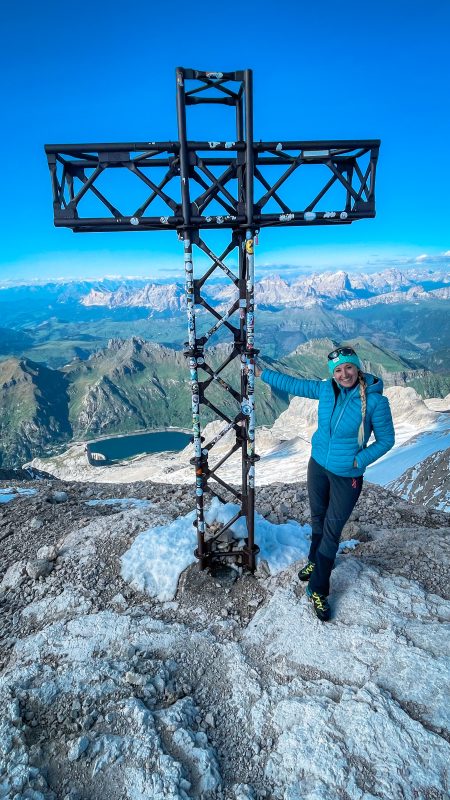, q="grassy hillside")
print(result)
[0,327,34,355]
[345,302,450,355]
[270,337,450,396]
[0,358,72,467]
[255,307,372,359]
[65,339,288,439]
